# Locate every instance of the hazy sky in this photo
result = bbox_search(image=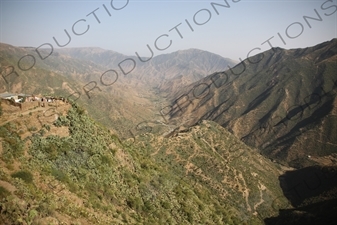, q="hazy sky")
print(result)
[1,0,336,60]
